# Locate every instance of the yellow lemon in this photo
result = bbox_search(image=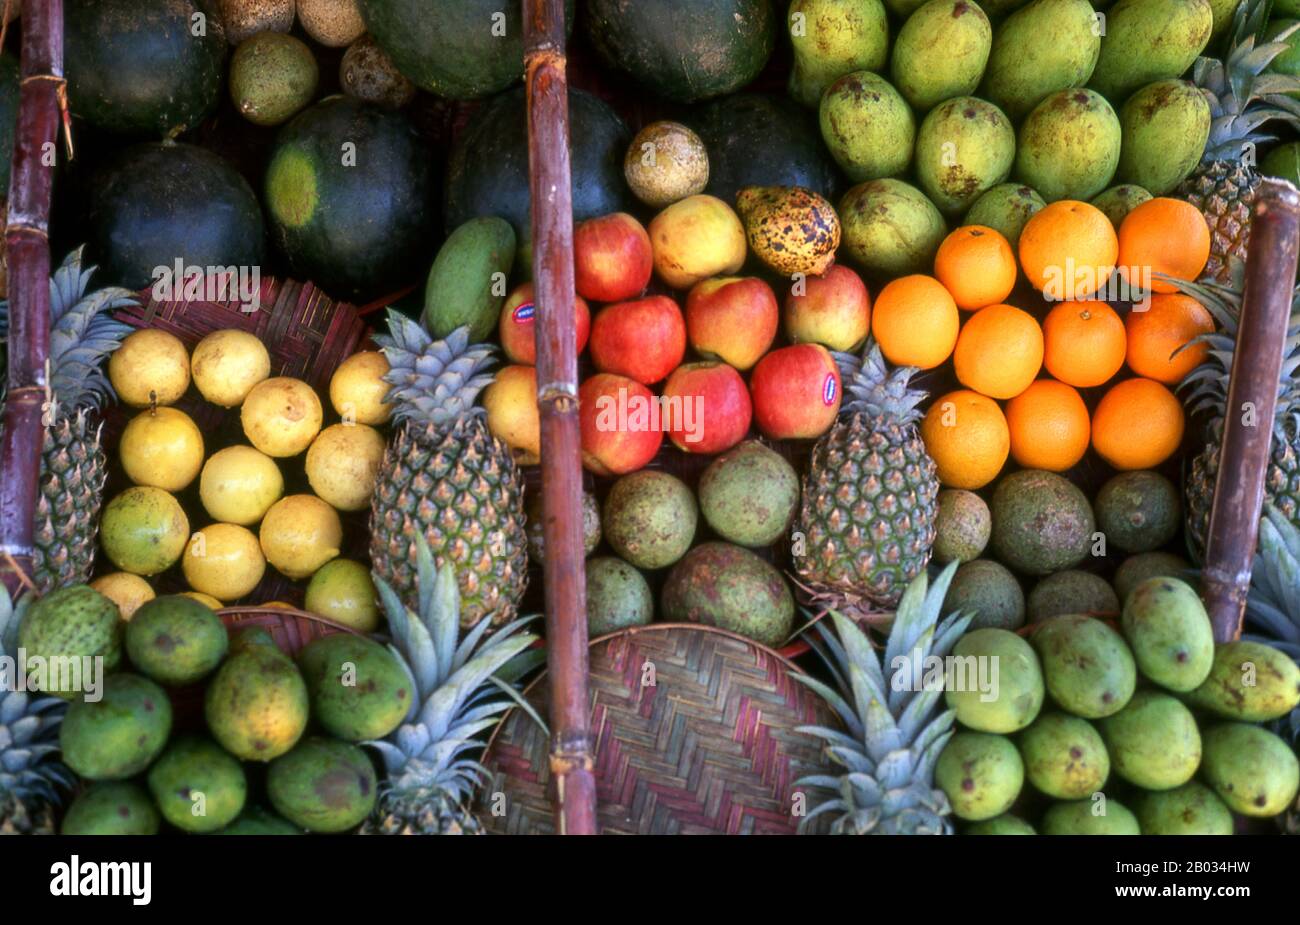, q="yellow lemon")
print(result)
[304,558,380,632]
[119,406,205,491]
[100,486,190,576]
[329,350,393,425]
[89,572,155,620]
[183,523,267,601]
[191,329,272,407]
[305,423,386,512]
[241,376,323,457]
[109,329,191,407]
[180,591,224,610]
[259,494,342,579]
[200,445,284,525]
